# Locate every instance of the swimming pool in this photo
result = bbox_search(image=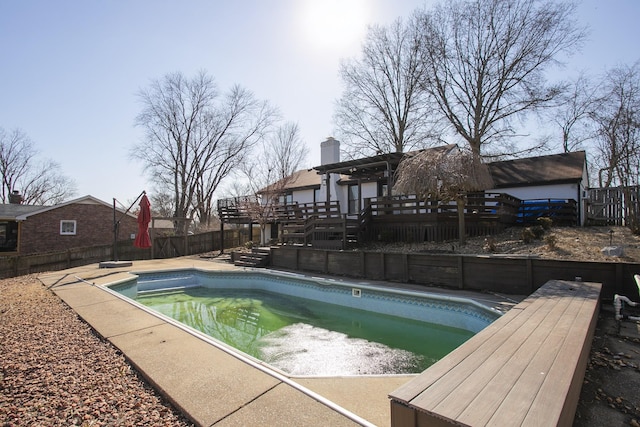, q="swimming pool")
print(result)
[110,269,501,376]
